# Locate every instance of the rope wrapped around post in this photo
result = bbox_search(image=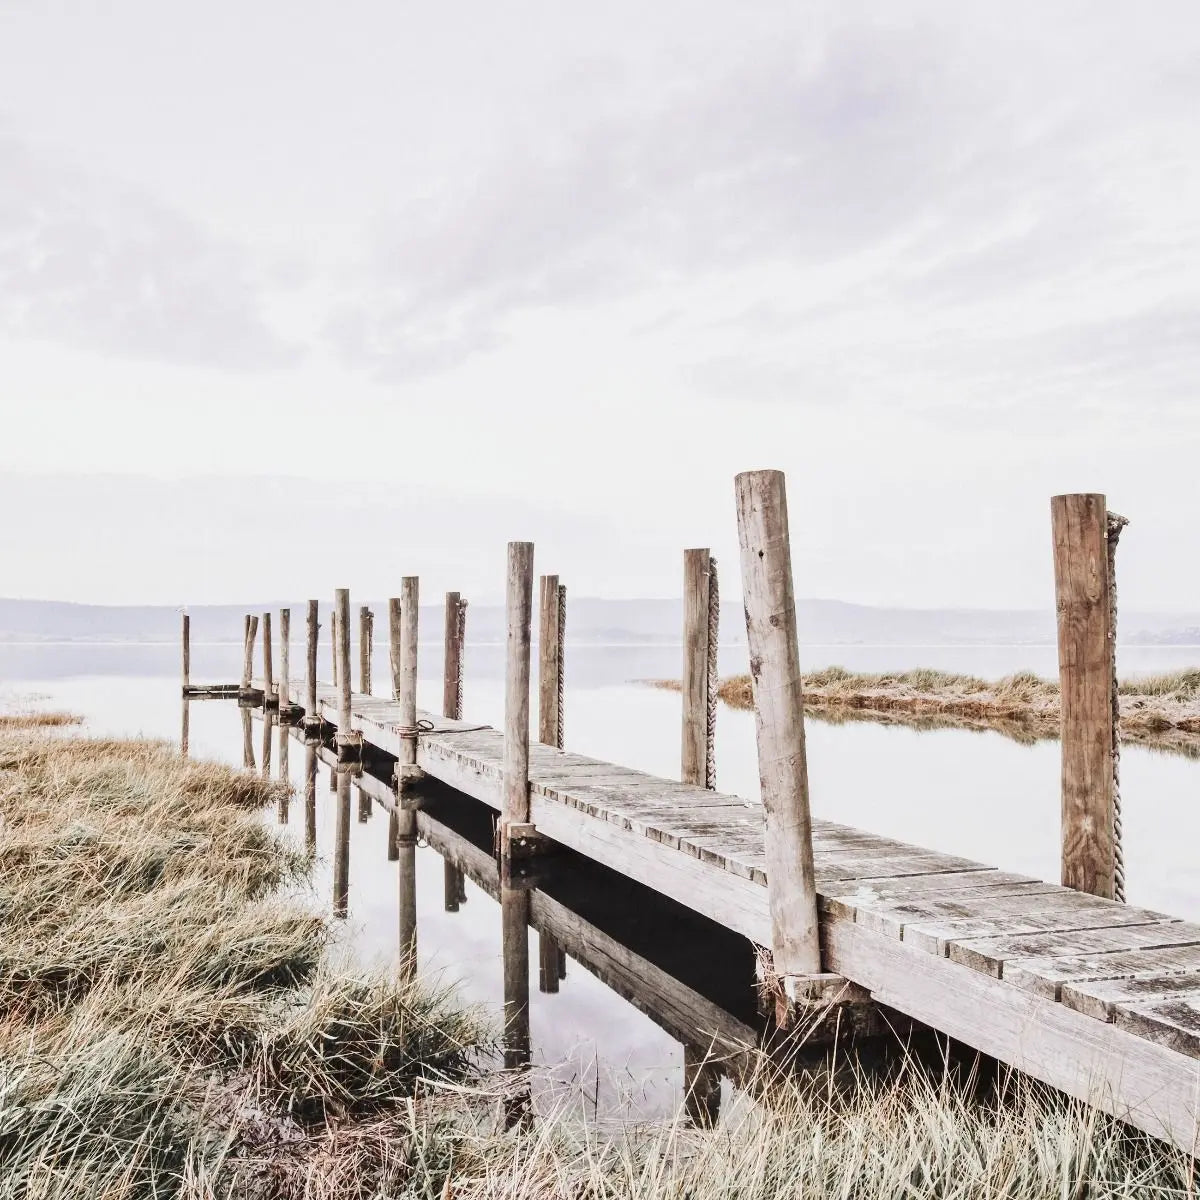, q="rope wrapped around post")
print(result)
[455,597,468,721]
[1107,510,1129,904]
[705,557,719,790]
[556,584,566,751]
